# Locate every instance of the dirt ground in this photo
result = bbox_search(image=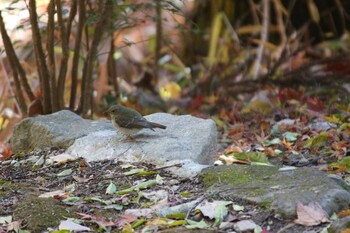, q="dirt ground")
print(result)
[0,148,331,232]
